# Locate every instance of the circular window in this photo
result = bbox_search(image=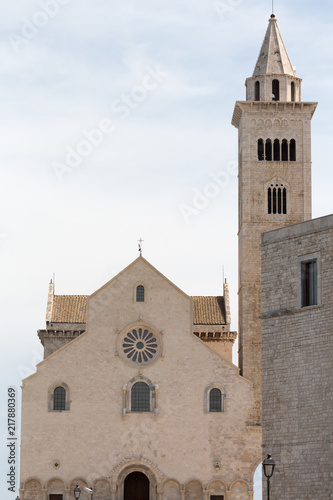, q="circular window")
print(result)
[118,325,162,367]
